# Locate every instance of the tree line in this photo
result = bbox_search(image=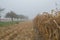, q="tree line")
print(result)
[0,8,28,22]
